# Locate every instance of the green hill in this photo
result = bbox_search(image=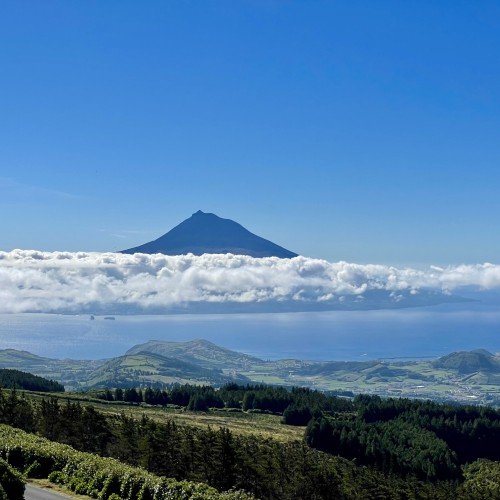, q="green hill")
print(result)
[126,339,264,370]
[0,349,53,367]
[4,342,500,404]
[85,351,250,388]
[0,368,64,392]
[0,349,103,391]
[432,350,500,374]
